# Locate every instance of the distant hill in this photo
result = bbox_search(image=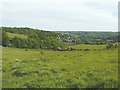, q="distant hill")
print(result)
[57,31,119,44]
[1,27,119,50]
